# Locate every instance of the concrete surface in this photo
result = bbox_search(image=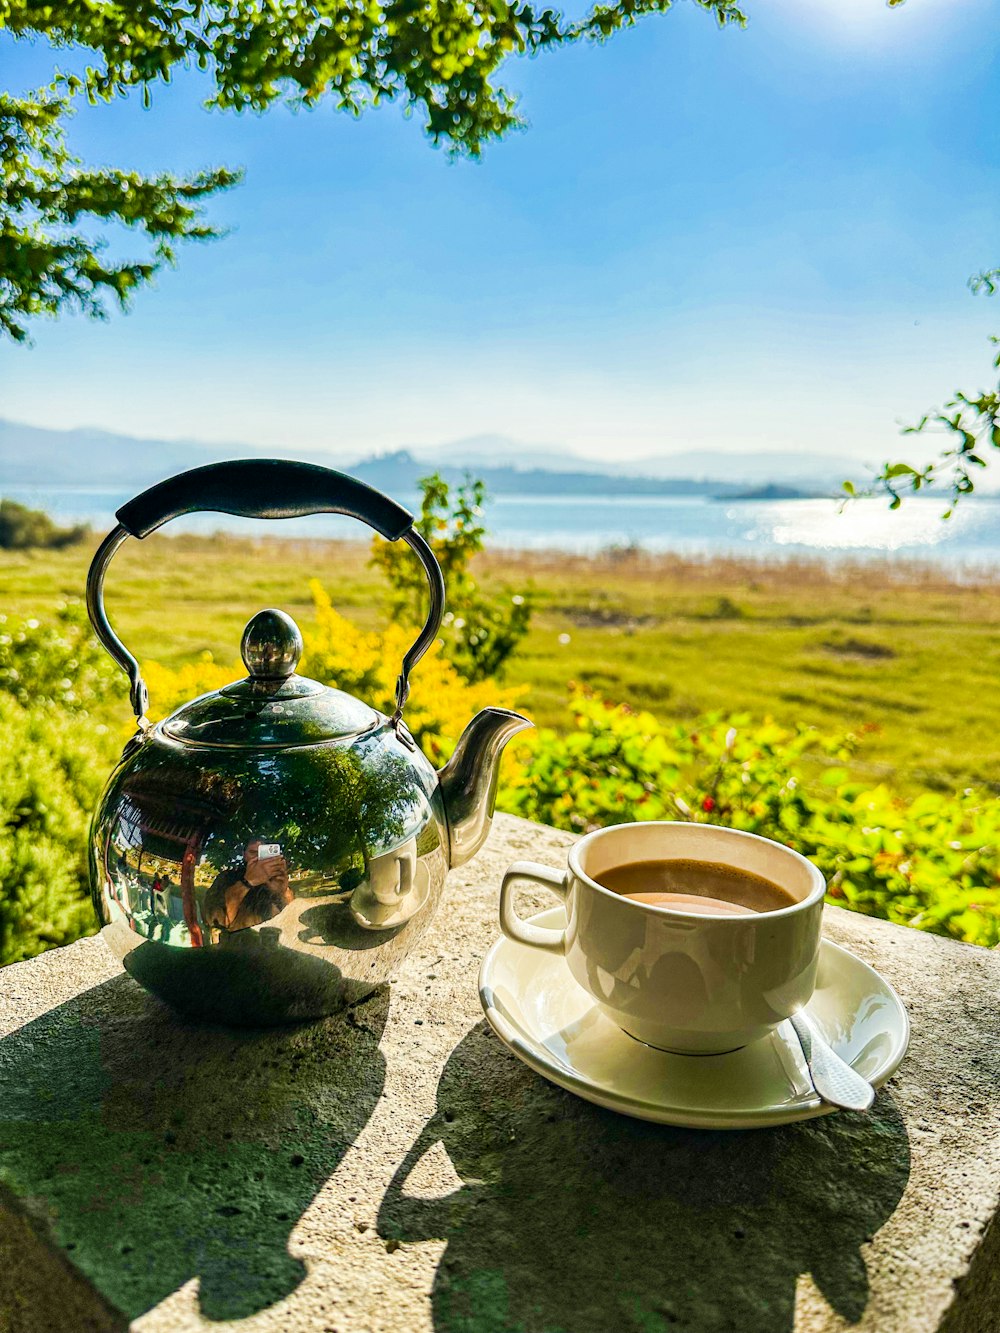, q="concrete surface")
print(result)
[0,813,999,1333]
